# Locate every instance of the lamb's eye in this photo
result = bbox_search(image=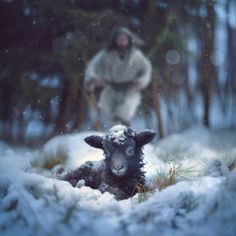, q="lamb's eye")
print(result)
[126,147,134,157]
